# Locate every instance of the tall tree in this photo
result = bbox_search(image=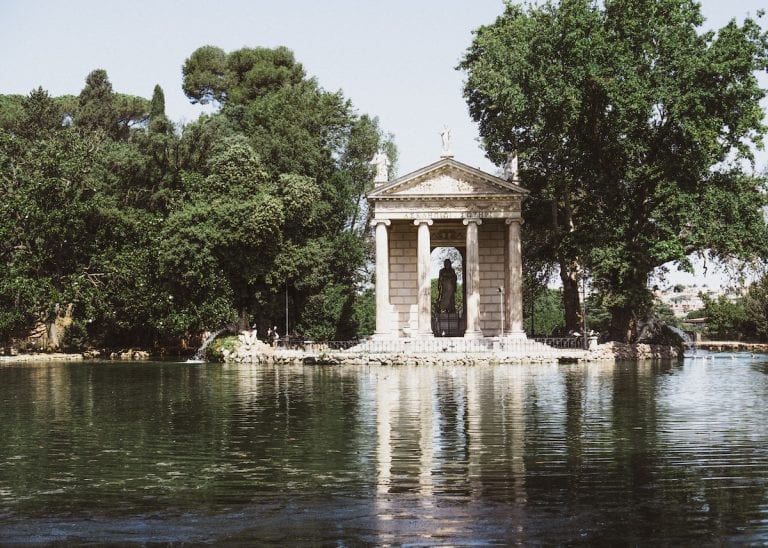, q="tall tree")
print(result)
[460,0,768,341]
[76,69,149,140]
[0,113,111,349]
[745,275,768,341]
[17,87,64,138]
[182,45,395,336]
